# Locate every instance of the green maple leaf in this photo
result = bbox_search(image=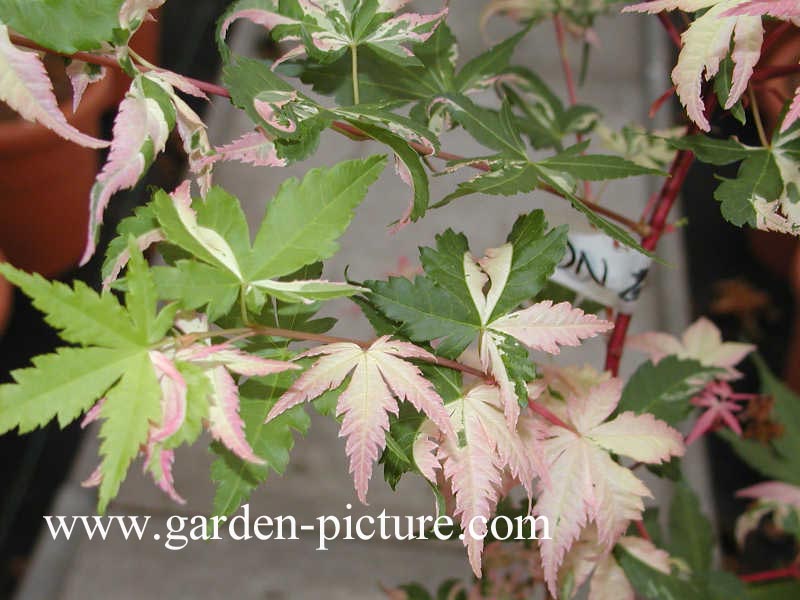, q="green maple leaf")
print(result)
[0,0,124,53]
[151,157,386,319]
[0,242,175,511]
